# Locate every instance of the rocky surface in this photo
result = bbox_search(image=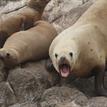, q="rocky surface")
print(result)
[0,0,107,107]
[43,0,93,33]
[40,86,88,107]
